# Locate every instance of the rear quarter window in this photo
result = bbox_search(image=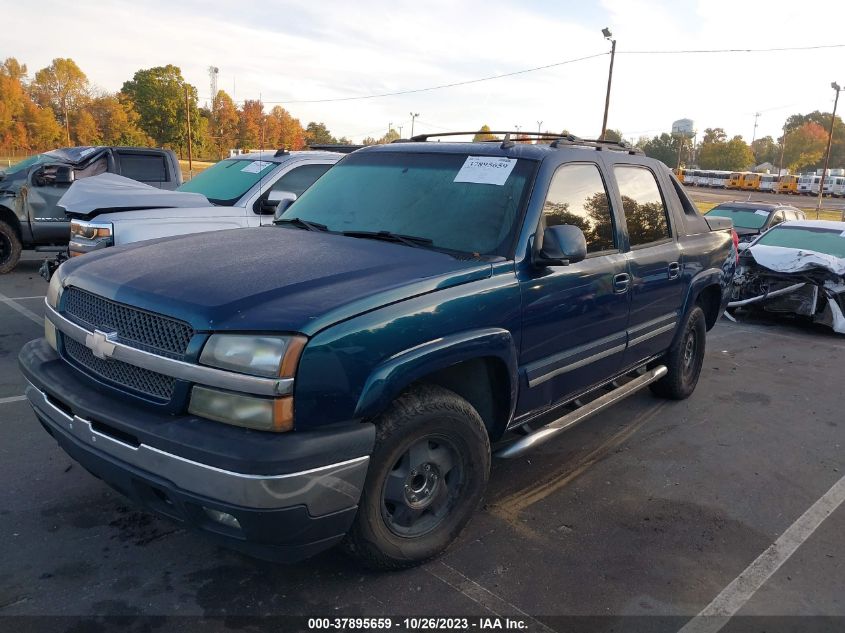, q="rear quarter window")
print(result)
[119,154,168,183]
